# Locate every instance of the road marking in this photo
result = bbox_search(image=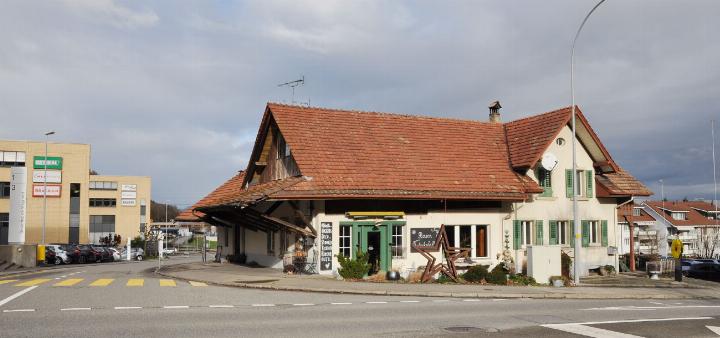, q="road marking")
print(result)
[583,305,720,311]
[707,326,720,336]
[292,303,314,306]
[462,299,481,302]
[89,279,114,287]
[366,301,387,304]
[251,304,275,307]
[159,279,176,287]
[60,307,91,311]
[209,305,234,308]
[0,280,18,285]
[3,309,35,313]
[126,279,144,287]
[163,306,189,309]
[433,300,450,302]
[493,299,507,301]
[114,306,142,310]
[649,301,664,305]
[188,281,207,287]
[543,317,713,337]
[0,286,38,308]
[15,279,51,287]
[54,278,83,287]
[400,300,420,303]
[331,302,352,305]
